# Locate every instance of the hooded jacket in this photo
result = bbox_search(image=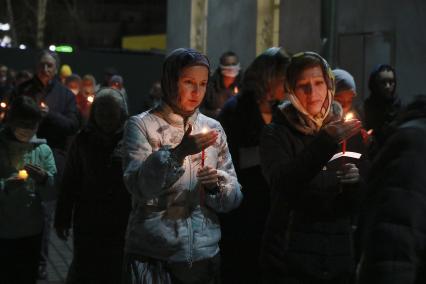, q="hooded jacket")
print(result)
[122,103,242,264]
[54,88,130,238]
[0,129,57,238]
